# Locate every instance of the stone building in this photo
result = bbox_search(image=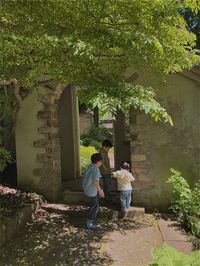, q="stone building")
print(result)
[15,66,200,209]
